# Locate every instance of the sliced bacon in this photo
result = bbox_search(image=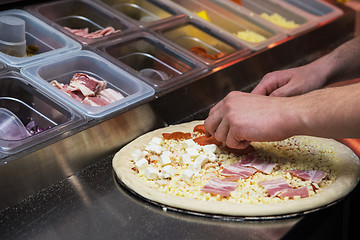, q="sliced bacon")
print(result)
[239,154,277,174]
[51,80,83,102]
[193,136,222,146]
[82,96,110,106]
[221,162,257,179]
[278,186,309,199]
[259,178,292,197]
[162,132,192,140]
[285,170,327,183]
[70,73,107,96]
[98,88,124,103]
[201,178,238,197]
[64,26,120,39]
[51,73,124,106]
